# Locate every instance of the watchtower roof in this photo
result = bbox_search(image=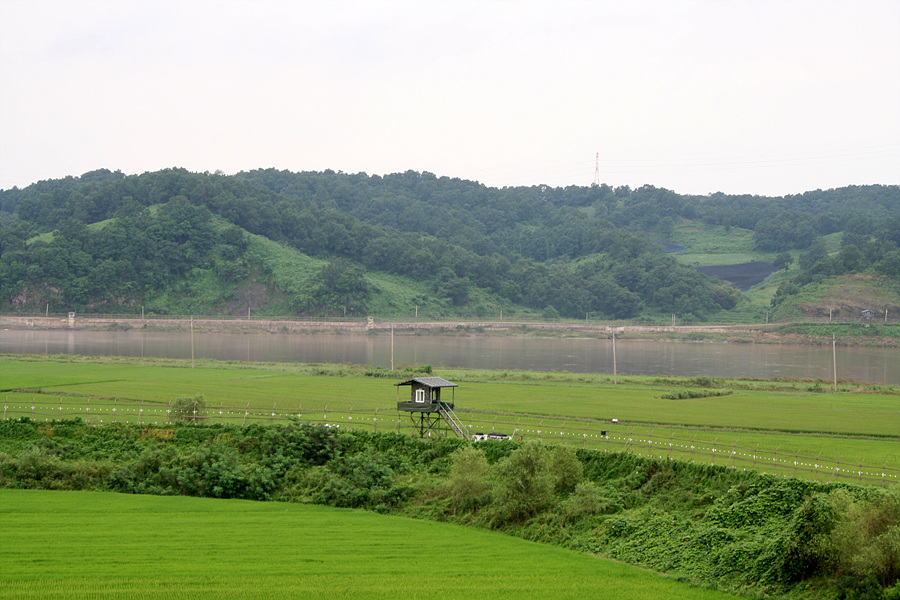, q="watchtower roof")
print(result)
[394,377,458,389]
